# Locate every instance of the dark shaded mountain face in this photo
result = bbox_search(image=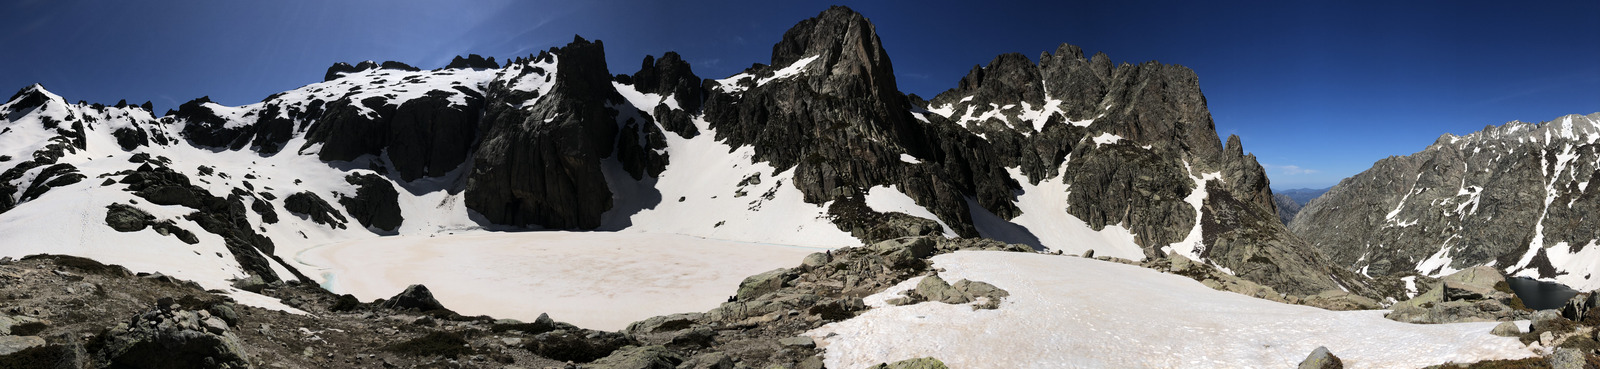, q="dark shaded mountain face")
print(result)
[1273,193,1302,225]
[1290,113,1600,289]
[0,6,1371,298]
